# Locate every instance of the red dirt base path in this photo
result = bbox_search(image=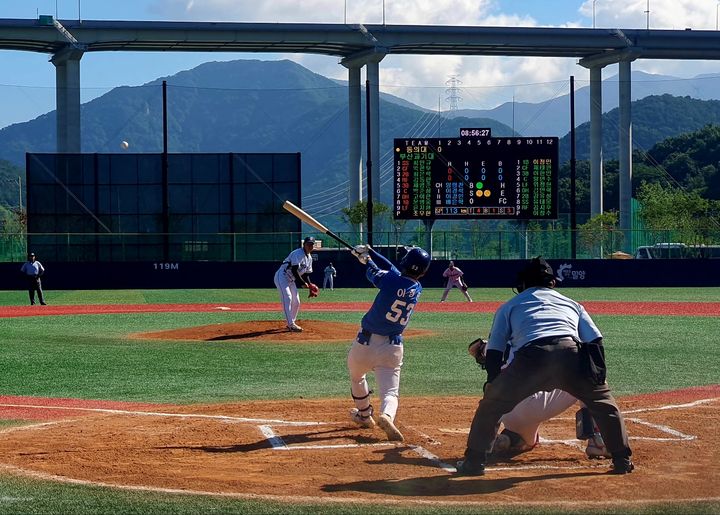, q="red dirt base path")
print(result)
[2,300,719,318]
[0,386,718,507]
